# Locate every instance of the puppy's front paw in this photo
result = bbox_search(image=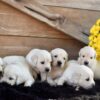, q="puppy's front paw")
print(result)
[75,86,80,91]
[57,80,64,86]
[49,81,57,86]
[47,79,57,86]
[24,79,35,87]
